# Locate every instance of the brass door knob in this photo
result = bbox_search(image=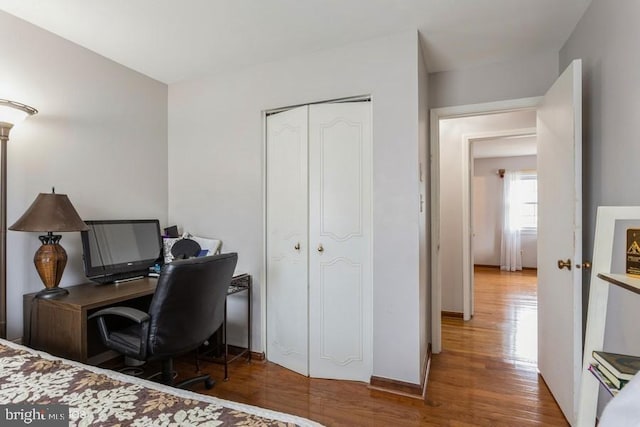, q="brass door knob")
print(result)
[557,259,572,270]
[294,243,300,251]
[317,244,324,252]
[576,261,592,270]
